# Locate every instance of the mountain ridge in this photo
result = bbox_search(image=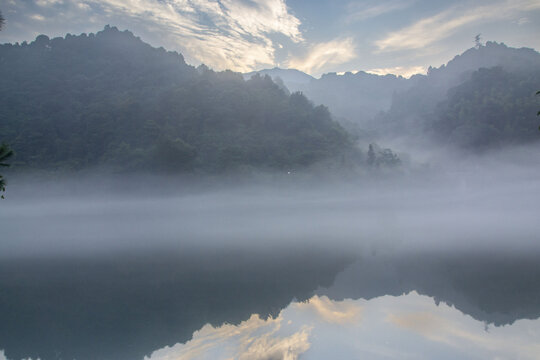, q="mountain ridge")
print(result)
[0,26,355,174]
